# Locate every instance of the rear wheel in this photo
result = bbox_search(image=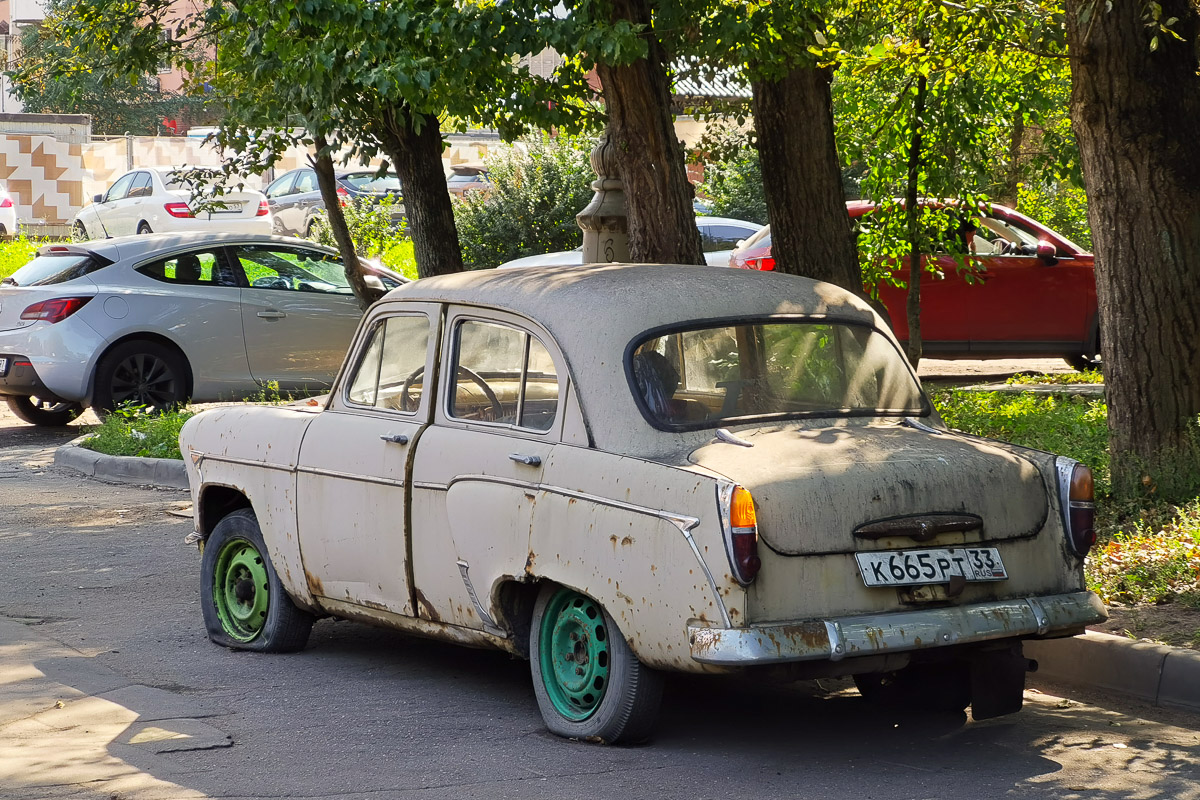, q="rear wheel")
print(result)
[529,584,663,744]
[91,340,189,415]
[200,509,314,651]
[137,221,153,235]
[5,395,84,426]
[1064,353,1102,372]
[71,221,89,242]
